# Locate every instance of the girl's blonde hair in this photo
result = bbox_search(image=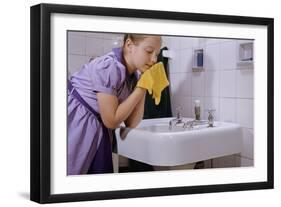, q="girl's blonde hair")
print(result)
[123,34,162,46]
[123,34,146,46]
